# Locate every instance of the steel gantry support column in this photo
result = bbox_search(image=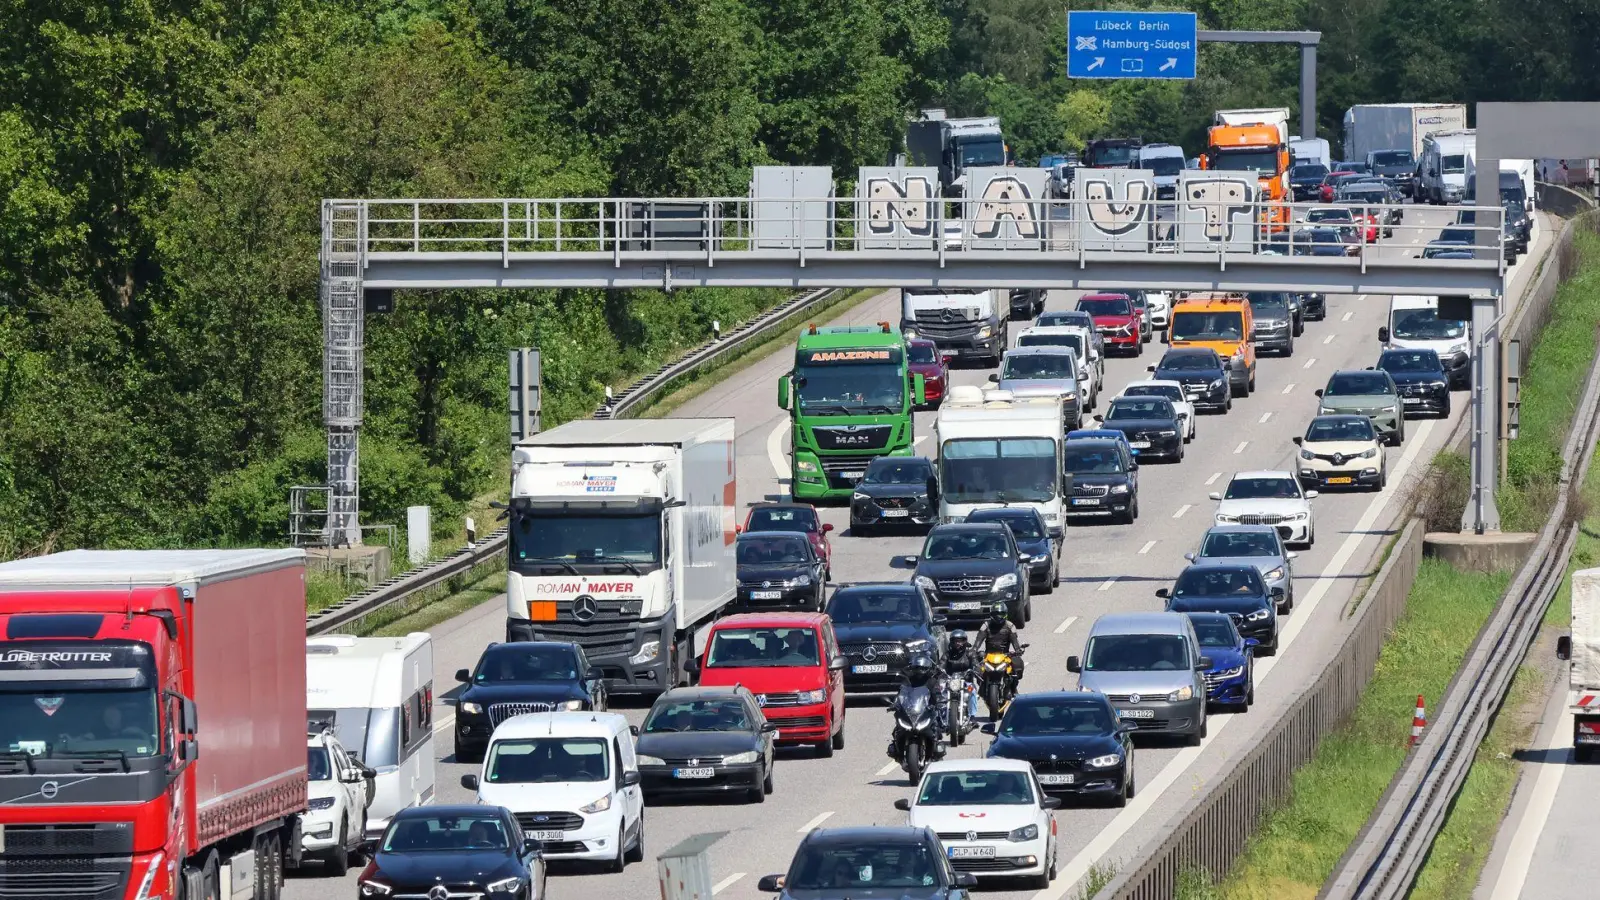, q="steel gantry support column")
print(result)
[321,201,367,547]
[1464,160,1504,533]
[1197,30,1321,140]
